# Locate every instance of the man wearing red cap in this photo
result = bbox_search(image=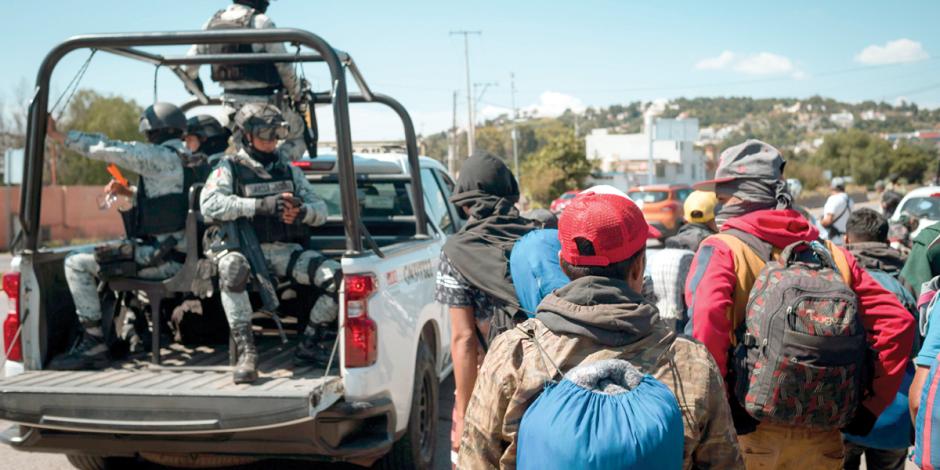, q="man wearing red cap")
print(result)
[685,139,914,469]
[457,191,744,469]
